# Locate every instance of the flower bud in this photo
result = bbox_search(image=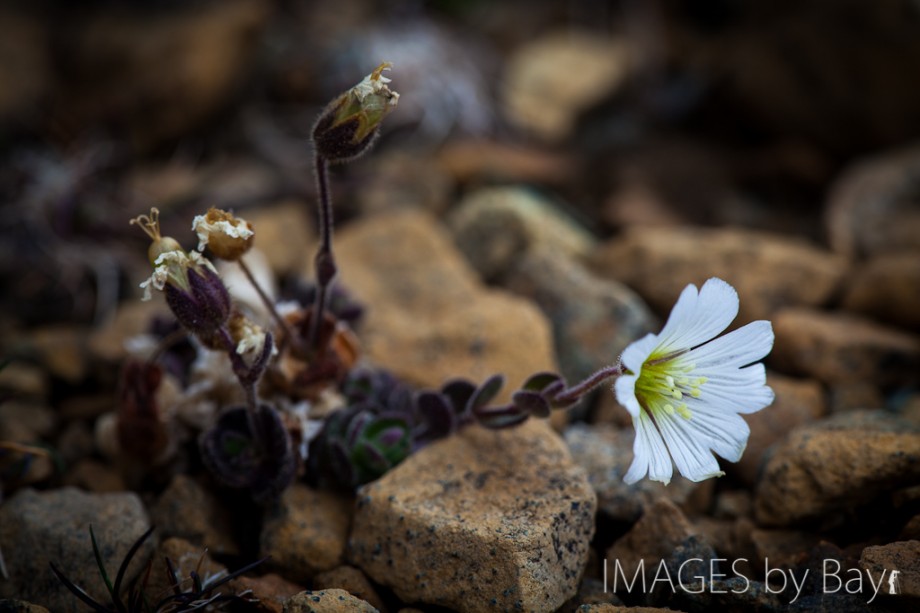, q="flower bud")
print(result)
[164,262,231,340]
[132,208,232,340]
[313,62,399,163]
[192,207,254,261]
